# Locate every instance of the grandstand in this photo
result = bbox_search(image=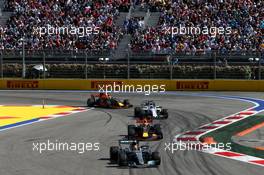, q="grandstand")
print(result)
[0,0,262,79]
[0,0,262,52]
